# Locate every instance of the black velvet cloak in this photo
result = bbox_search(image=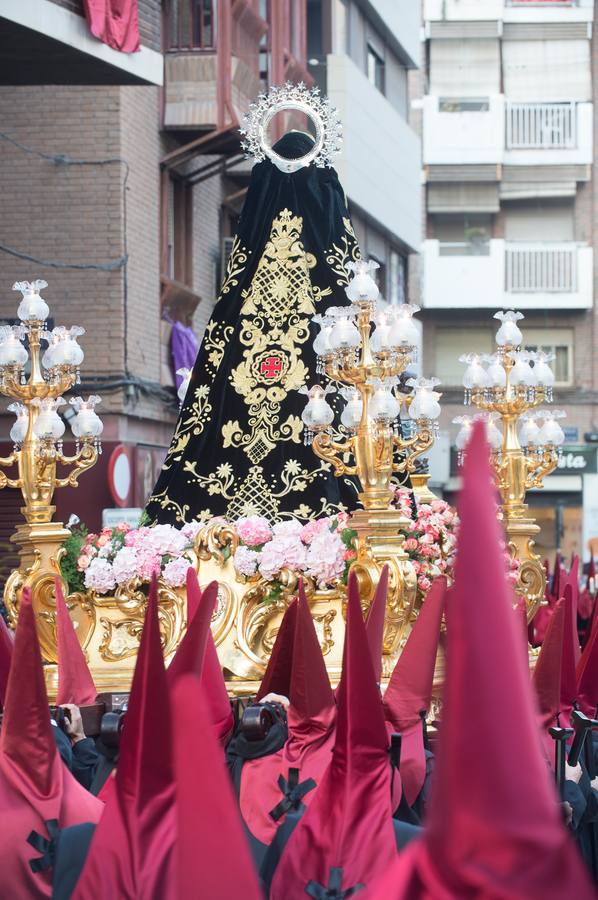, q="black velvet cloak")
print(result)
[146,133,360,525]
